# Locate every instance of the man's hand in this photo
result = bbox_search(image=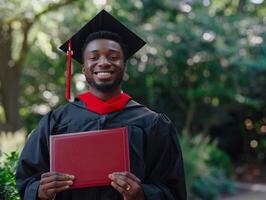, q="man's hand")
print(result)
[109,172,145,200]
[38,172,75,200]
